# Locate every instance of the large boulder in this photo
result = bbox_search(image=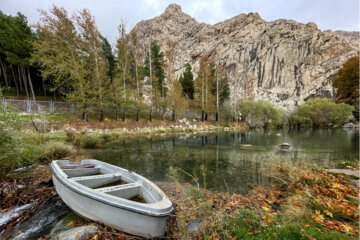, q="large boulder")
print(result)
[55,226,98,240]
